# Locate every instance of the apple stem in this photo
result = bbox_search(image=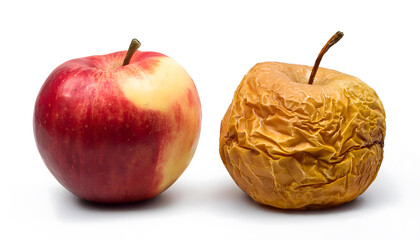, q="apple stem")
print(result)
[308,31,344,85]
[122,38,141,66]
